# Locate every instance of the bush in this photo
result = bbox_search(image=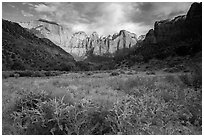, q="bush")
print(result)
[191,63,202,88]
[146,71,156,75]
[163,67,180,73]
[179,74,192,87]
[18,70,33,77]
[179,63,202,89]
[10,91,119,135]
[2,70,65,78]
[14,73,20,78]
[2,71,12,79]
[7,84,202,135]
[31,71,46,77]
[110,72,120,76]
